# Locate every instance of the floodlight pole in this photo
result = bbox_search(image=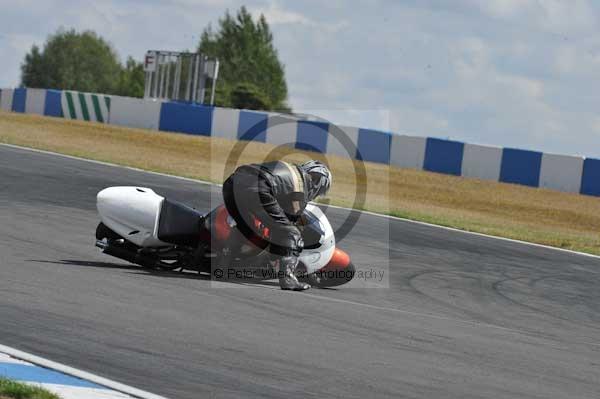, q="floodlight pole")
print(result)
[209,60,219,106]
[165,54,172,99]
[192,54,200,103]
[173,56,182,99]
